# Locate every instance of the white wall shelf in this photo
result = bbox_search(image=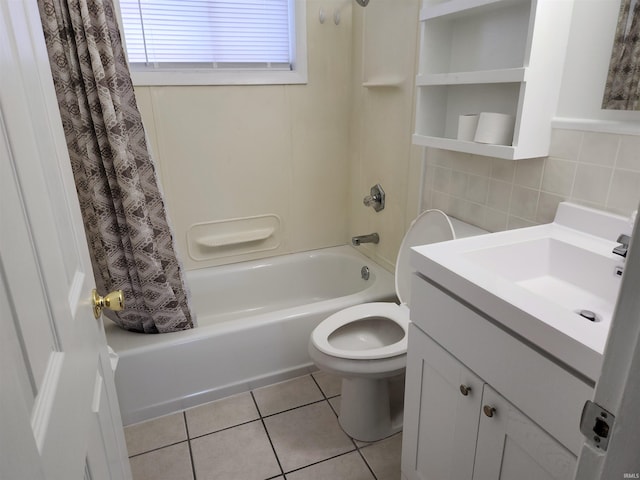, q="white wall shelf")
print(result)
[412,134,525,159]
[362,76,405,88]
[413,0,576,159]
[420,0,528,21]
[417,68,526,86]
